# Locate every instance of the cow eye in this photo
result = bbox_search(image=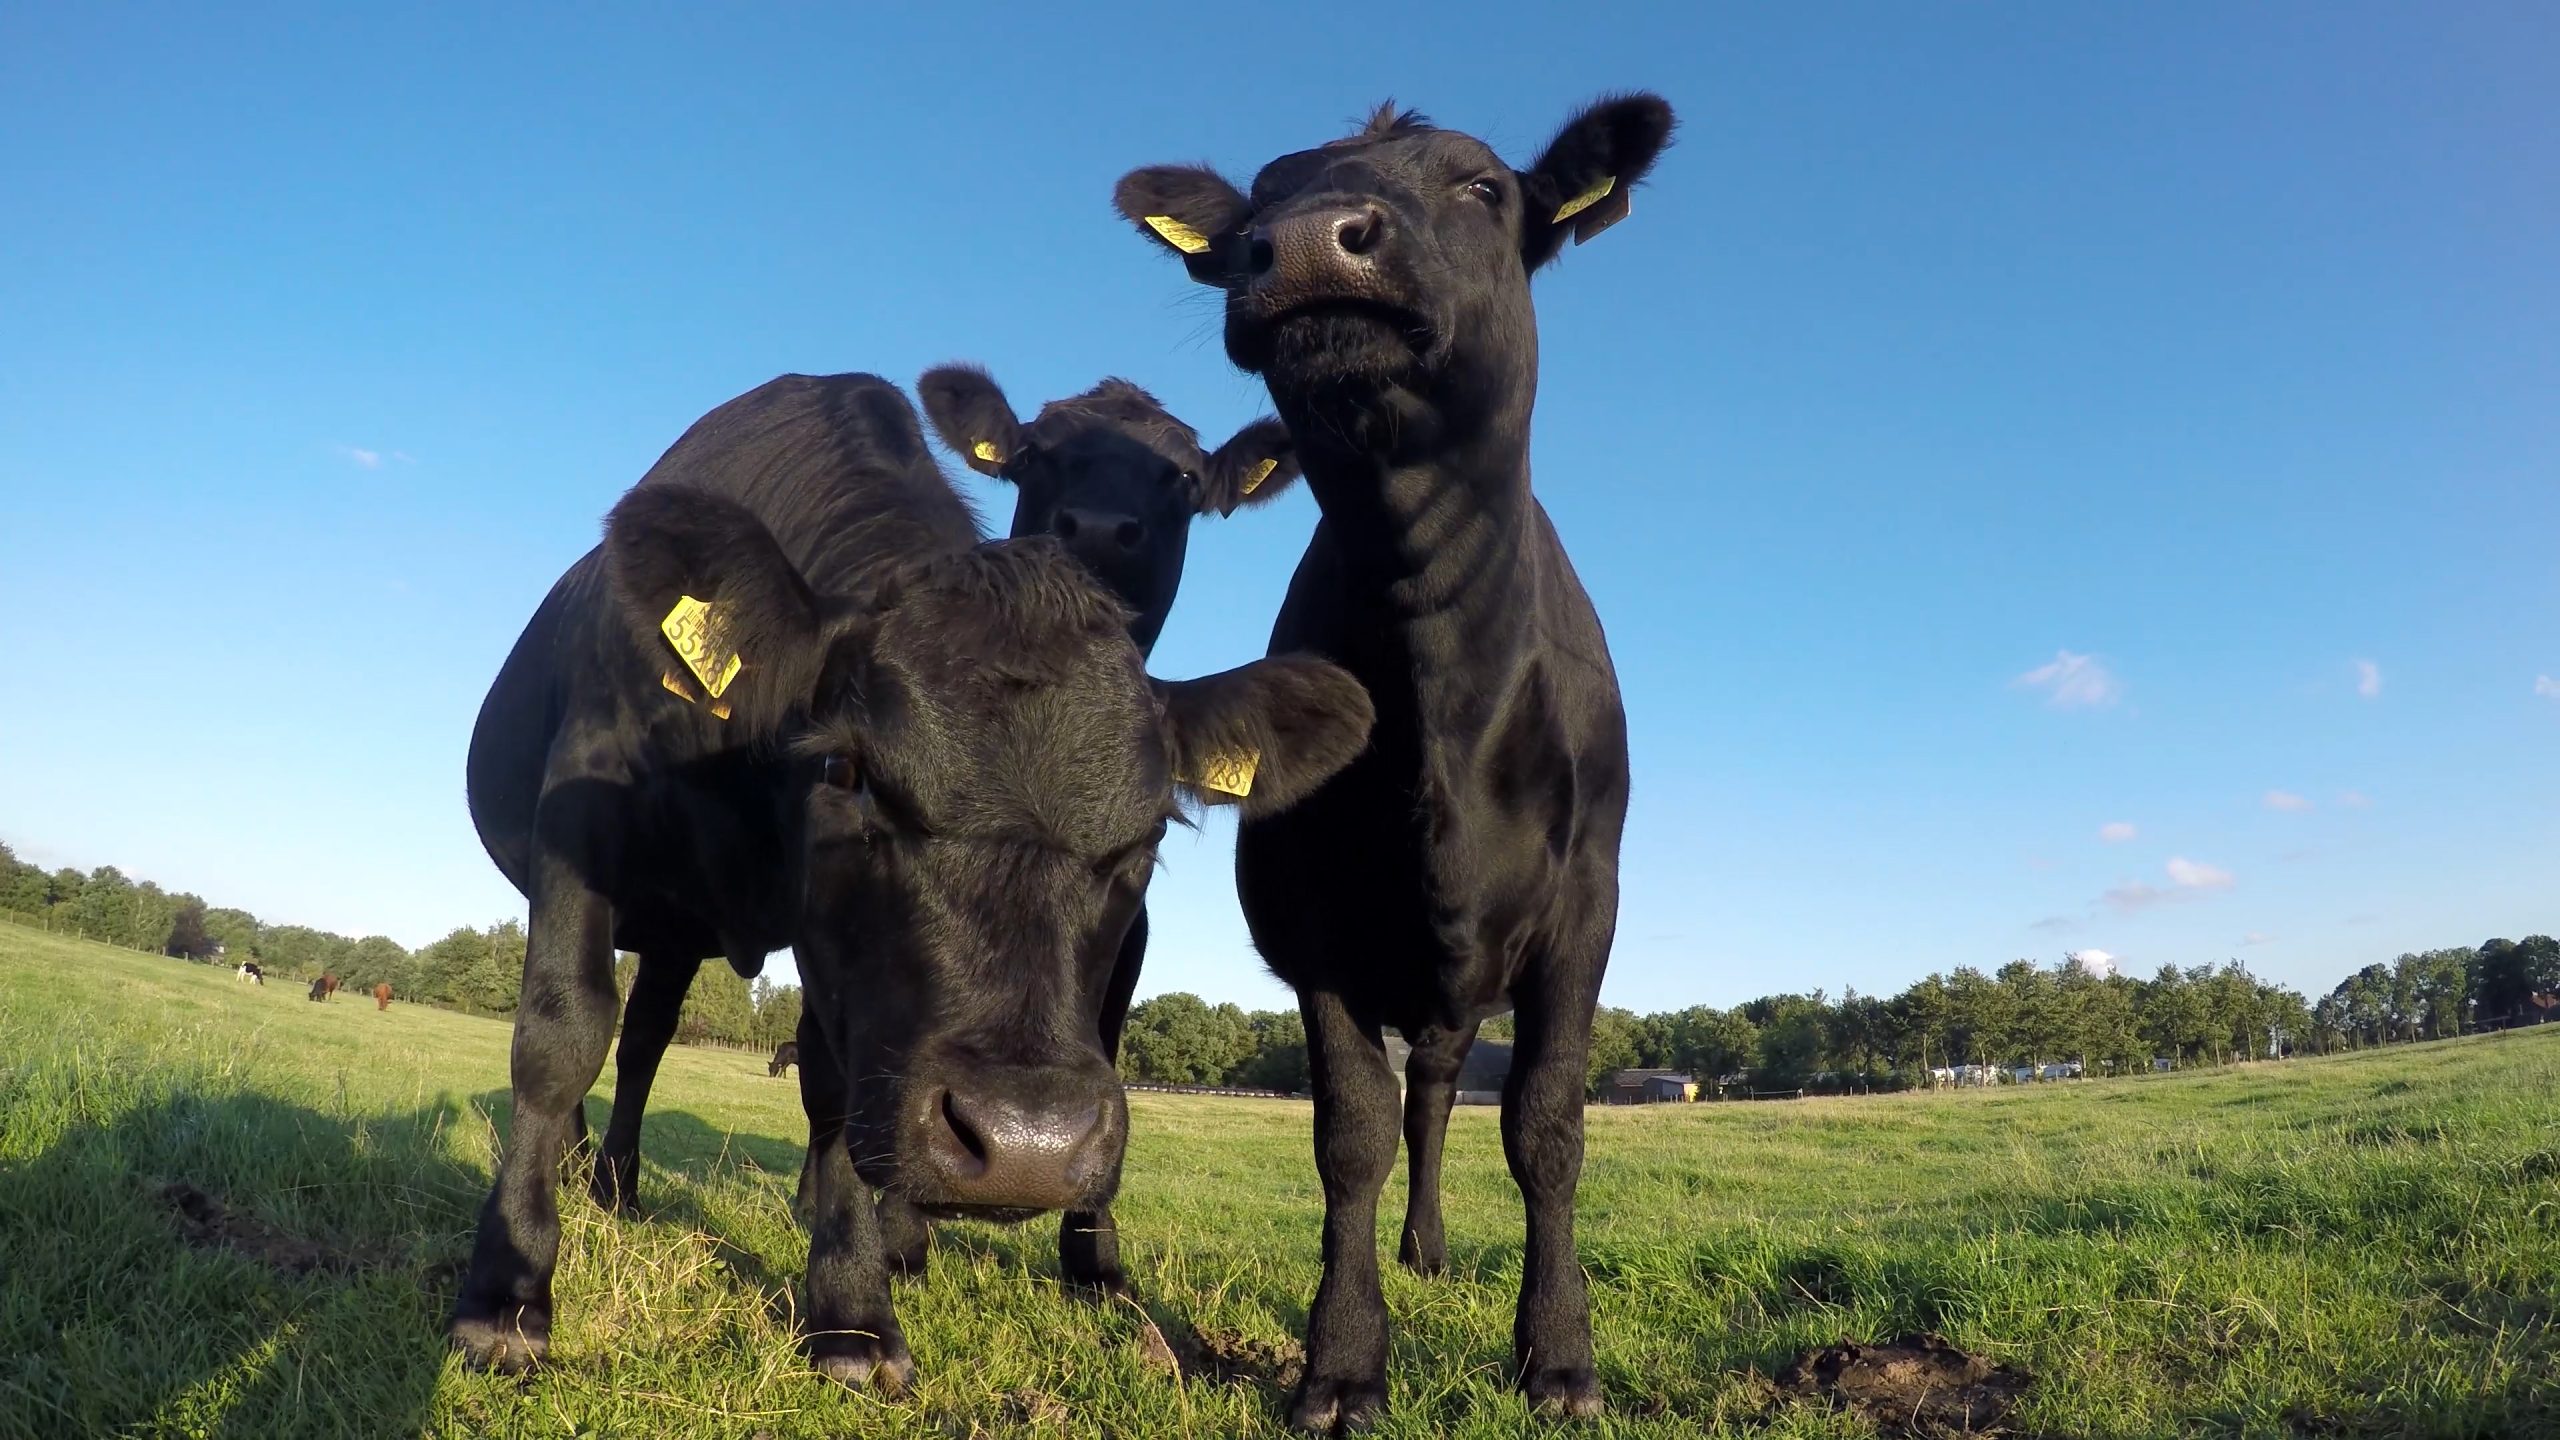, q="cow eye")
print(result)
[820,754,859,790]
[1463,178,1502,206]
